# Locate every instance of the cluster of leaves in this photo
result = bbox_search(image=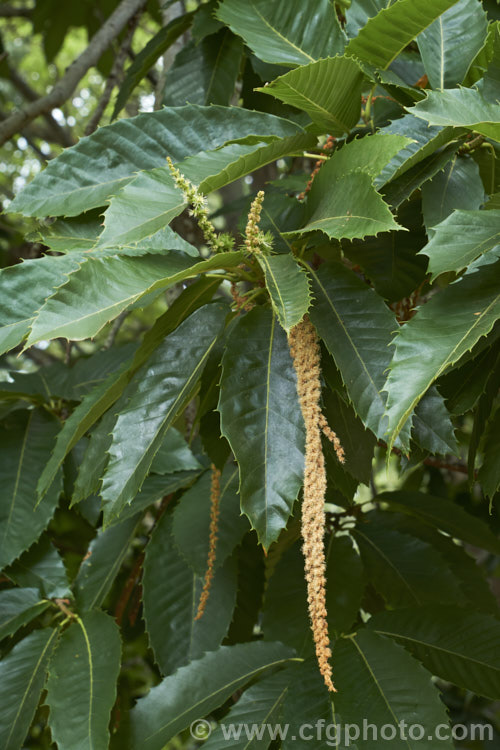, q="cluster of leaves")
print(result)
[2,0,500,748]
